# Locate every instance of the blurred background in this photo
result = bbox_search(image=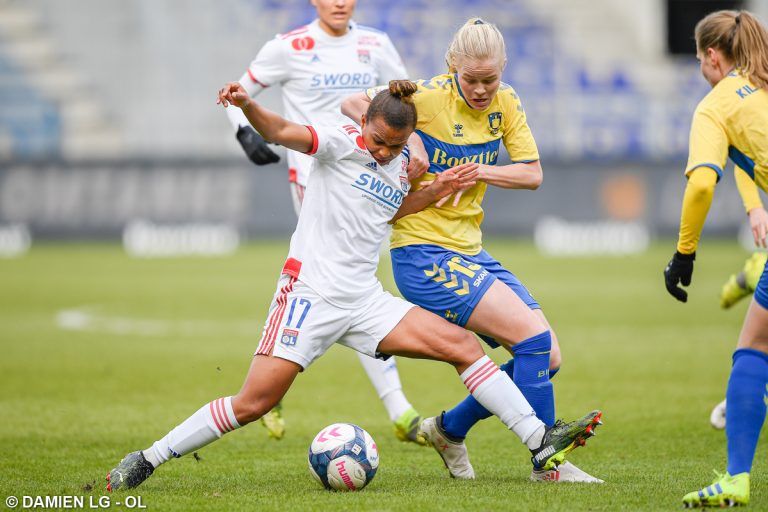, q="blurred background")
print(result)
[0,0,766,253]
[3,4,767,506]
